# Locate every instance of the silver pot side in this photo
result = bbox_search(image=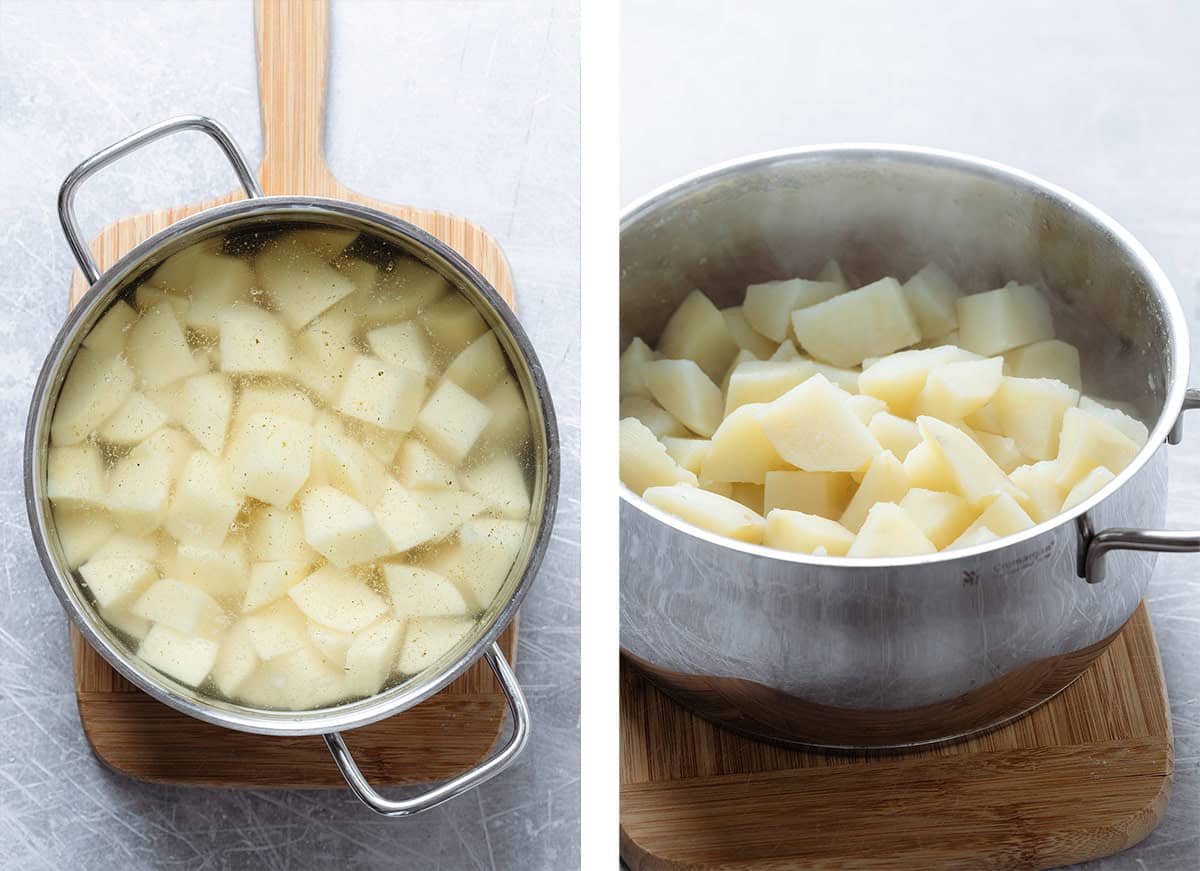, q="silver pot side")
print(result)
[618,145,1195,749]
